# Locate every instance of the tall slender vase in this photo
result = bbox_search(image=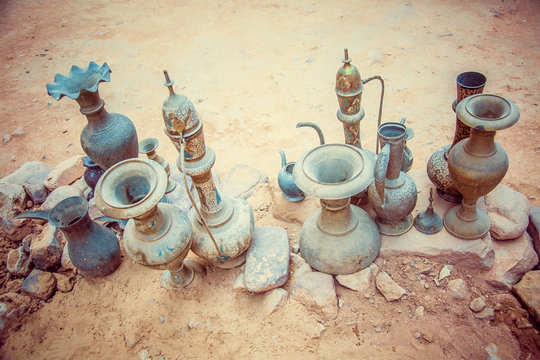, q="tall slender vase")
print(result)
[443,94,519,239]
[46,61,139,170]
[426,71,486,202]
